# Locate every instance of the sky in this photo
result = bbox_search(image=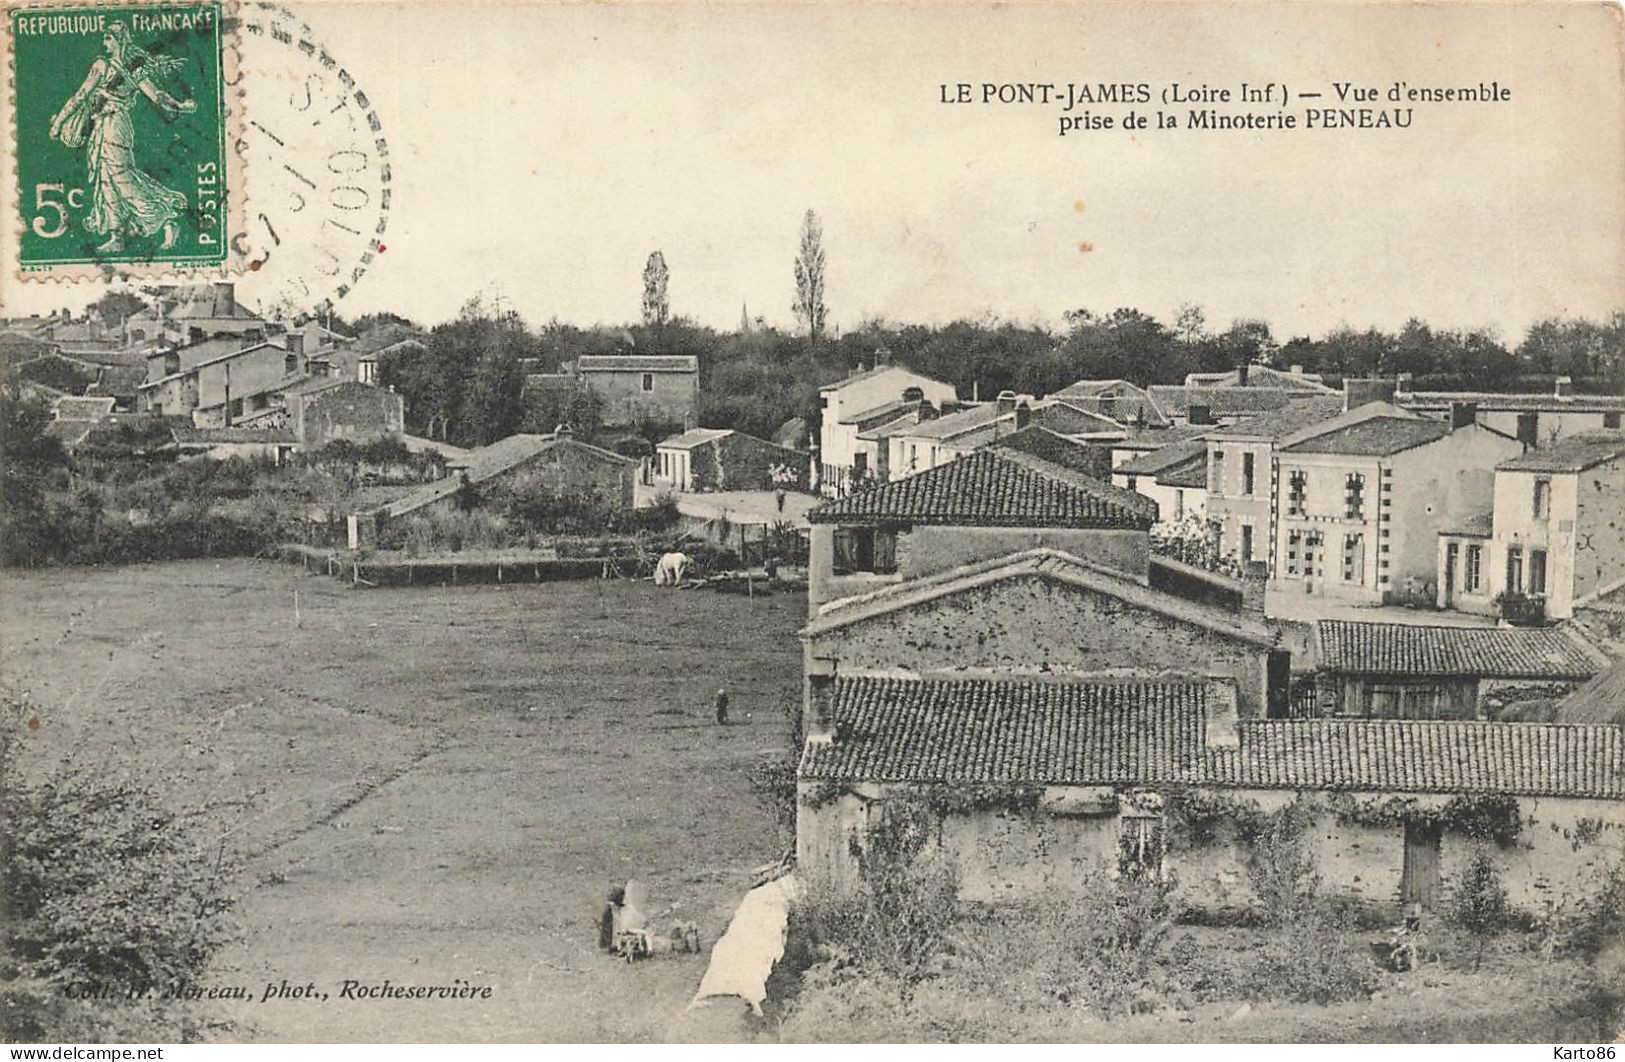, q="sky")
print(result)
[4,1,1623,343]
